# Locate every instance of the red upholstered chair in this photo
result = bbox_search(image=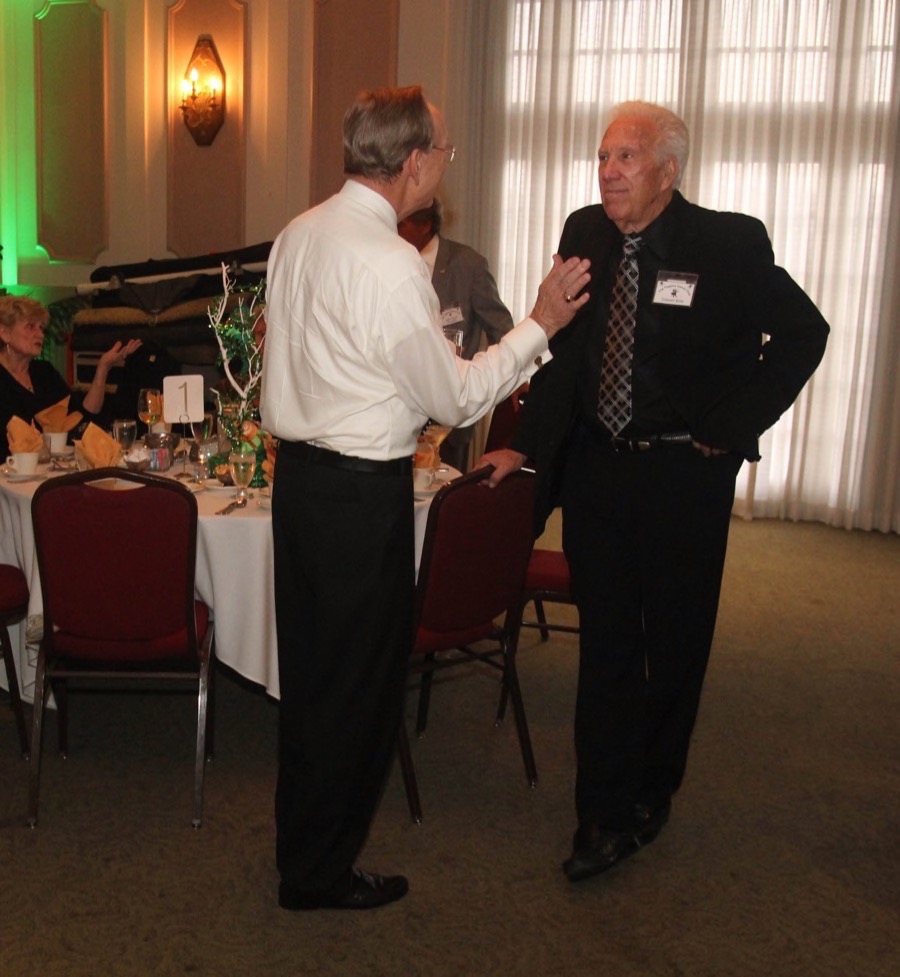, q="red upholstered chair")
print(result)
[0,564,31,757]
[28,468,215,828]
[483,383,528,453]
[519,547,579,641]
[398,466,538,823]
